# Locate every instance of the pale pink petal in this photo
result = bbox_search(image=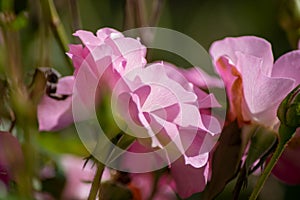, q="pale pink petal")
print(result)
[38,96,73,131]
[209,36,274,76]
[184,153,209,168]
[56,76,74,95]
[142,84,178,112]
[38,76,74,131]
[105,37,146,73]
[73,30,102,45]
[73,62,98,115]
[272,50,300,86]
[96,28,123,40]
[60,155,95,200]
[237,52,294,122]
[181,67,224,88]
